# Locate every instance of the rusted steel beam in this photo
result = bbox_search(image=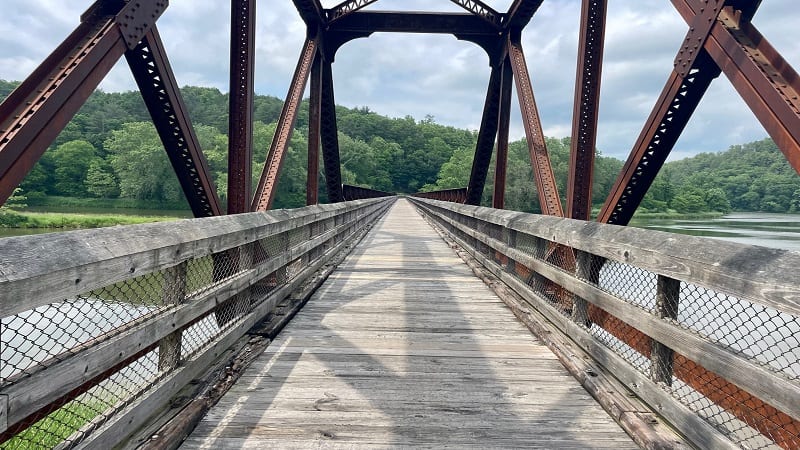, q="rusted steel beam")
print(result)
[342,184,392,200]
[307,53,322,206]
[0,14,125,206]
[328,11,499,36]
[127,28,222,217]
[672,0,800,174]
[508,34,564,217]
[292,0,326,26]
[597,52,720,225]
[320,60,344,203]
[227,0,255,214]
[465,64,502,206]
[414,188,467,203]
[448,0,503,28]
[493,58,513,209]
[504,0,545,30]
[589,307,800,449]
[326,0,379,23]
[252,37,318,211]
[567,0,606,220]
